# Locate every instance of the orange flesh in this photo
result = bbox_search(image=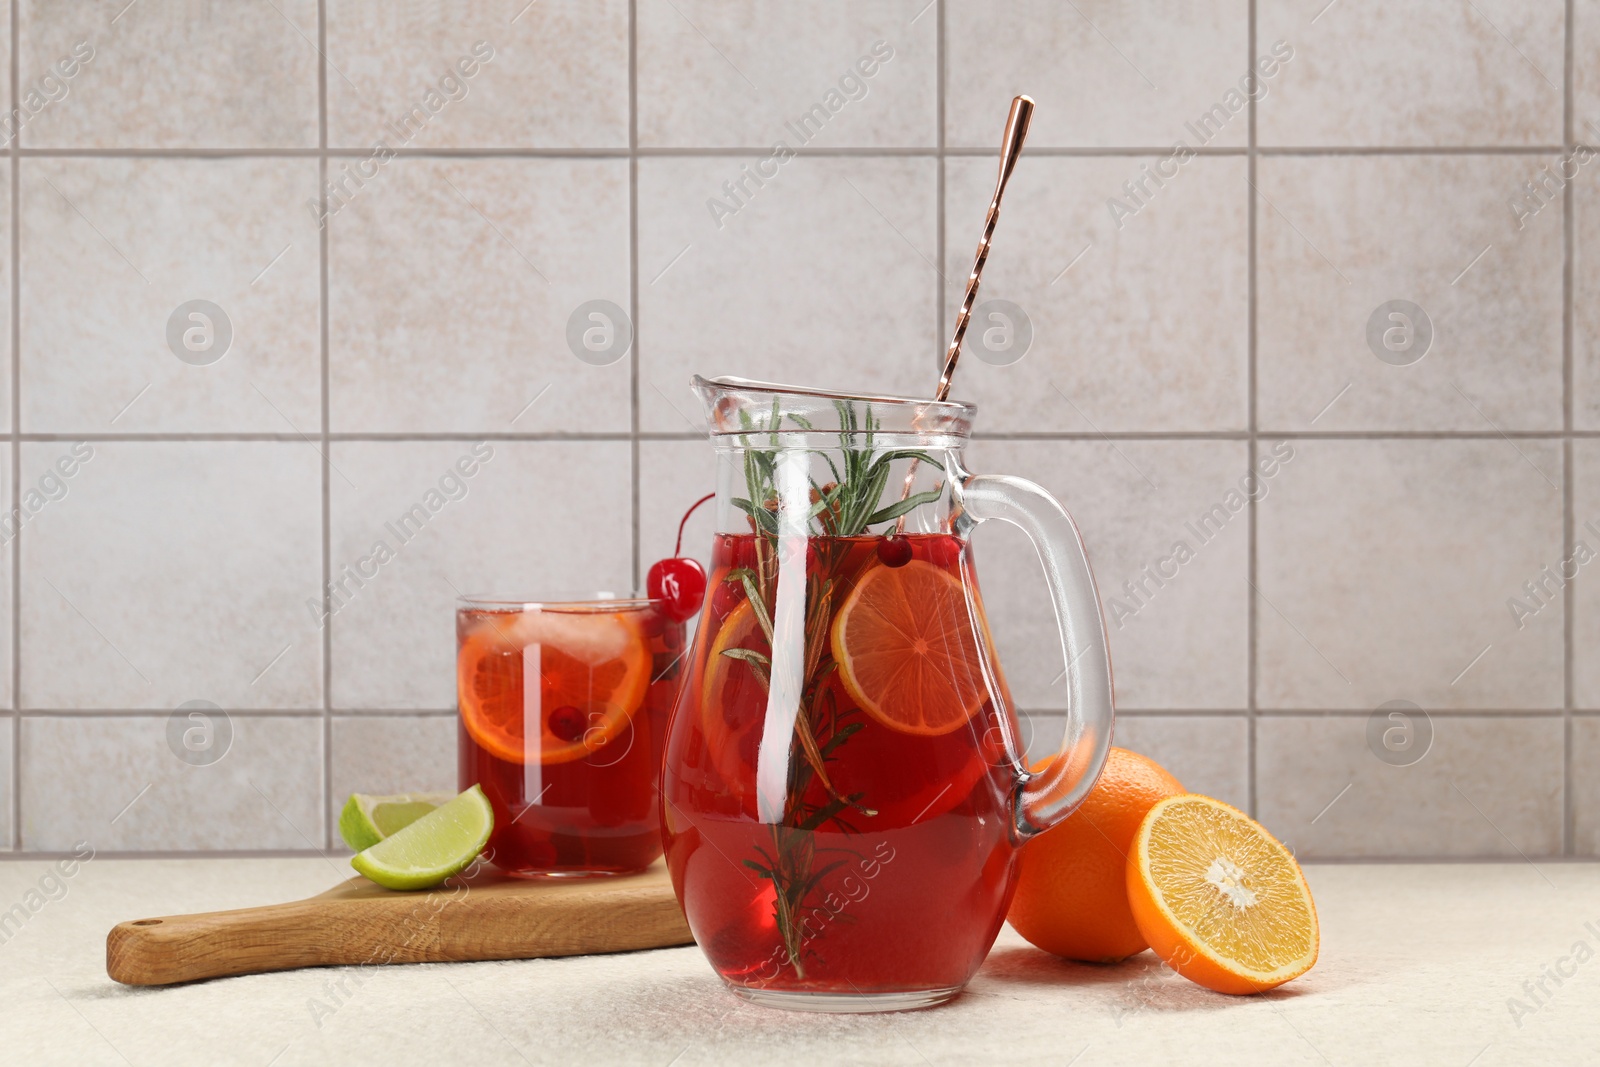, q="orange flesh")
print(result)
[457,610,650,765]
[1129,795,1319,994]
[831,560,987,736]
